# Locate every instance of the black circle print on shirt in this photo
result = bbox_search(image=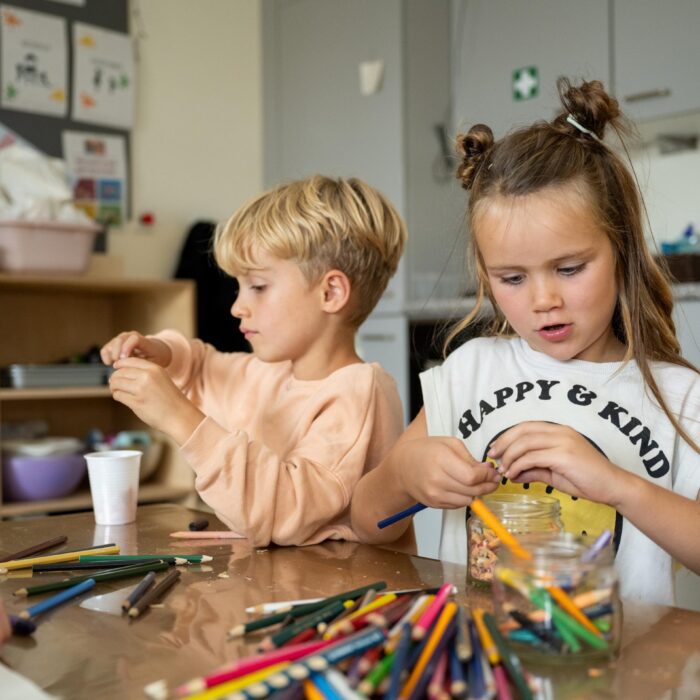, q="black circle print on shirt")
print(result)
[482,422,622,555]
